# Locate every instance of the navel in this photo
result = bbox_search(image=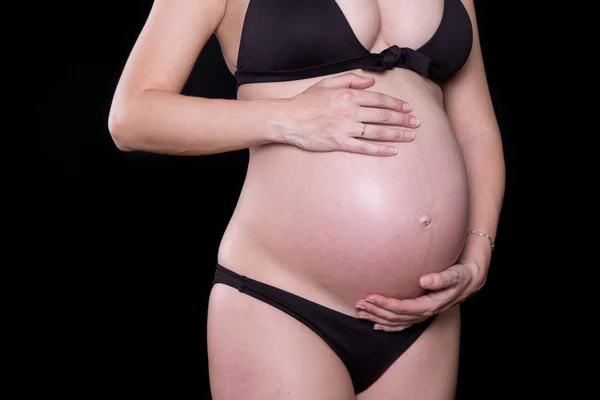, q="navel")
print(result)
[419,214,432,227]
